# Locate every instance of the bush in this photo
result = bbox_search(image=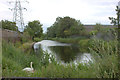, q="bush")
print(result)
[78,39,90,52]
[89,30,98,36]
[89,39,119,78]
[34,38,42,42]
